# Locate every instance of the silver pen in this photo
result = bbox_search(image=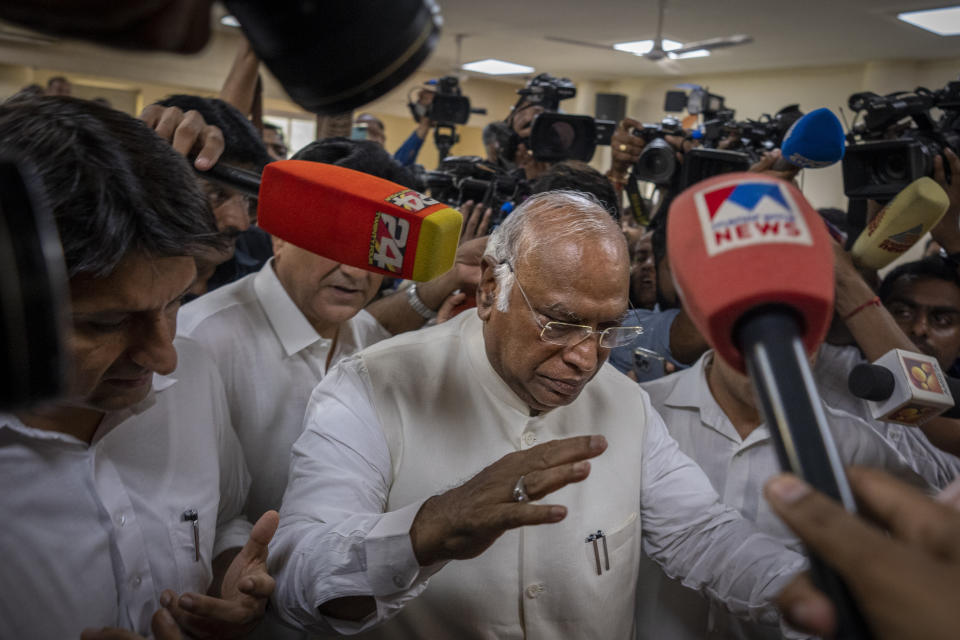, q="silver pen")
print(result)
[182,509,199,562]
